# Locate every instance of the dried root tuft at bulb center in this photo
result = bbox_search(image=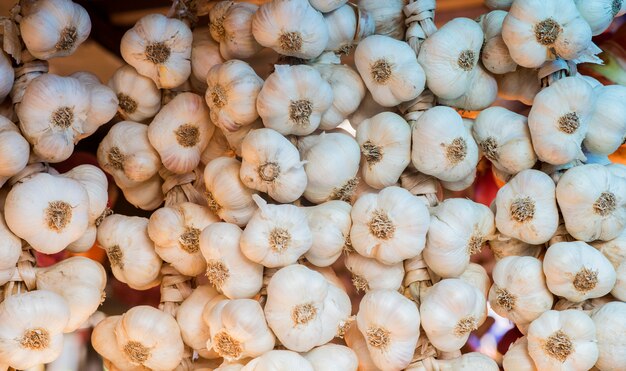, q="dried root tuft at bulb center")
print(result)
[269,227,291,253]
[117,93,138,114]
[558,112,580,134]
[46,200,72,232]
[371,59,392,84]
[20,328,50,350]
[123,340,150,364]
[145,42,171,64]
[179,226,201,253]
[292,302,317,325]
[362,141,383,165]
[369,209,395,240]
[534,18,562,45]
[279,31,303,52]
[510,196,535,223]
[175,124,200,147]
[457,50,476,71]
[593,192,616,216]
[56,26,77,51]
[289,99,313,127]
[51,106,74,129]
[454,316,477,337]
[544,330,573,362]
[446,137,468,165]
[214,330,243,360]
[366,326,390,349]
[206,260,229,289]
[495,287,516,311]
